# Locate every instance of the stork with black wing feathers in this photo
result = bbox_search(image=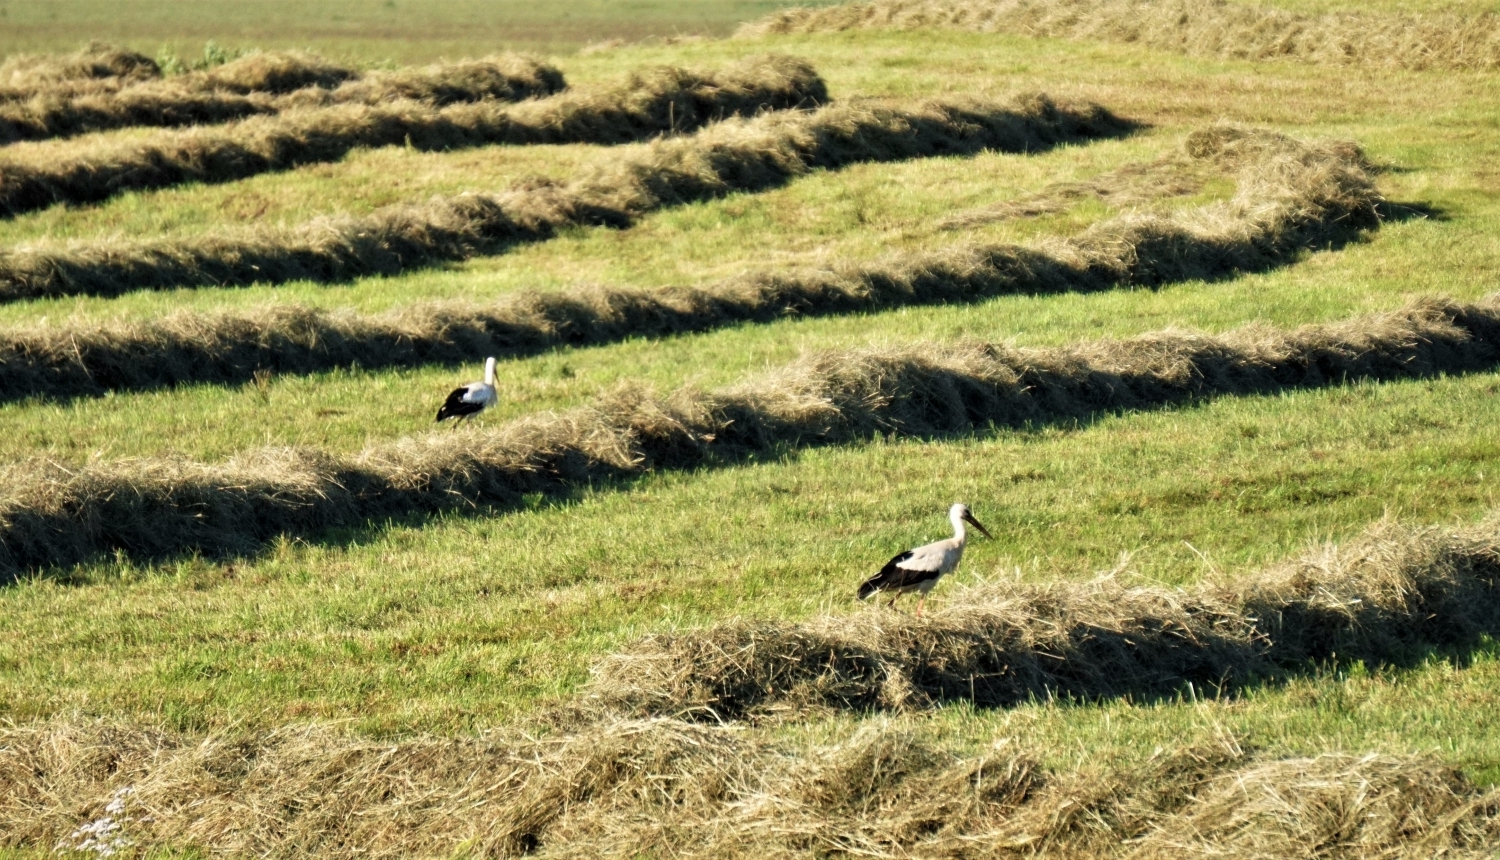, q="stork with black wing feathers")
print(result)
[858,503,992,616]
[436,357,499,424]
